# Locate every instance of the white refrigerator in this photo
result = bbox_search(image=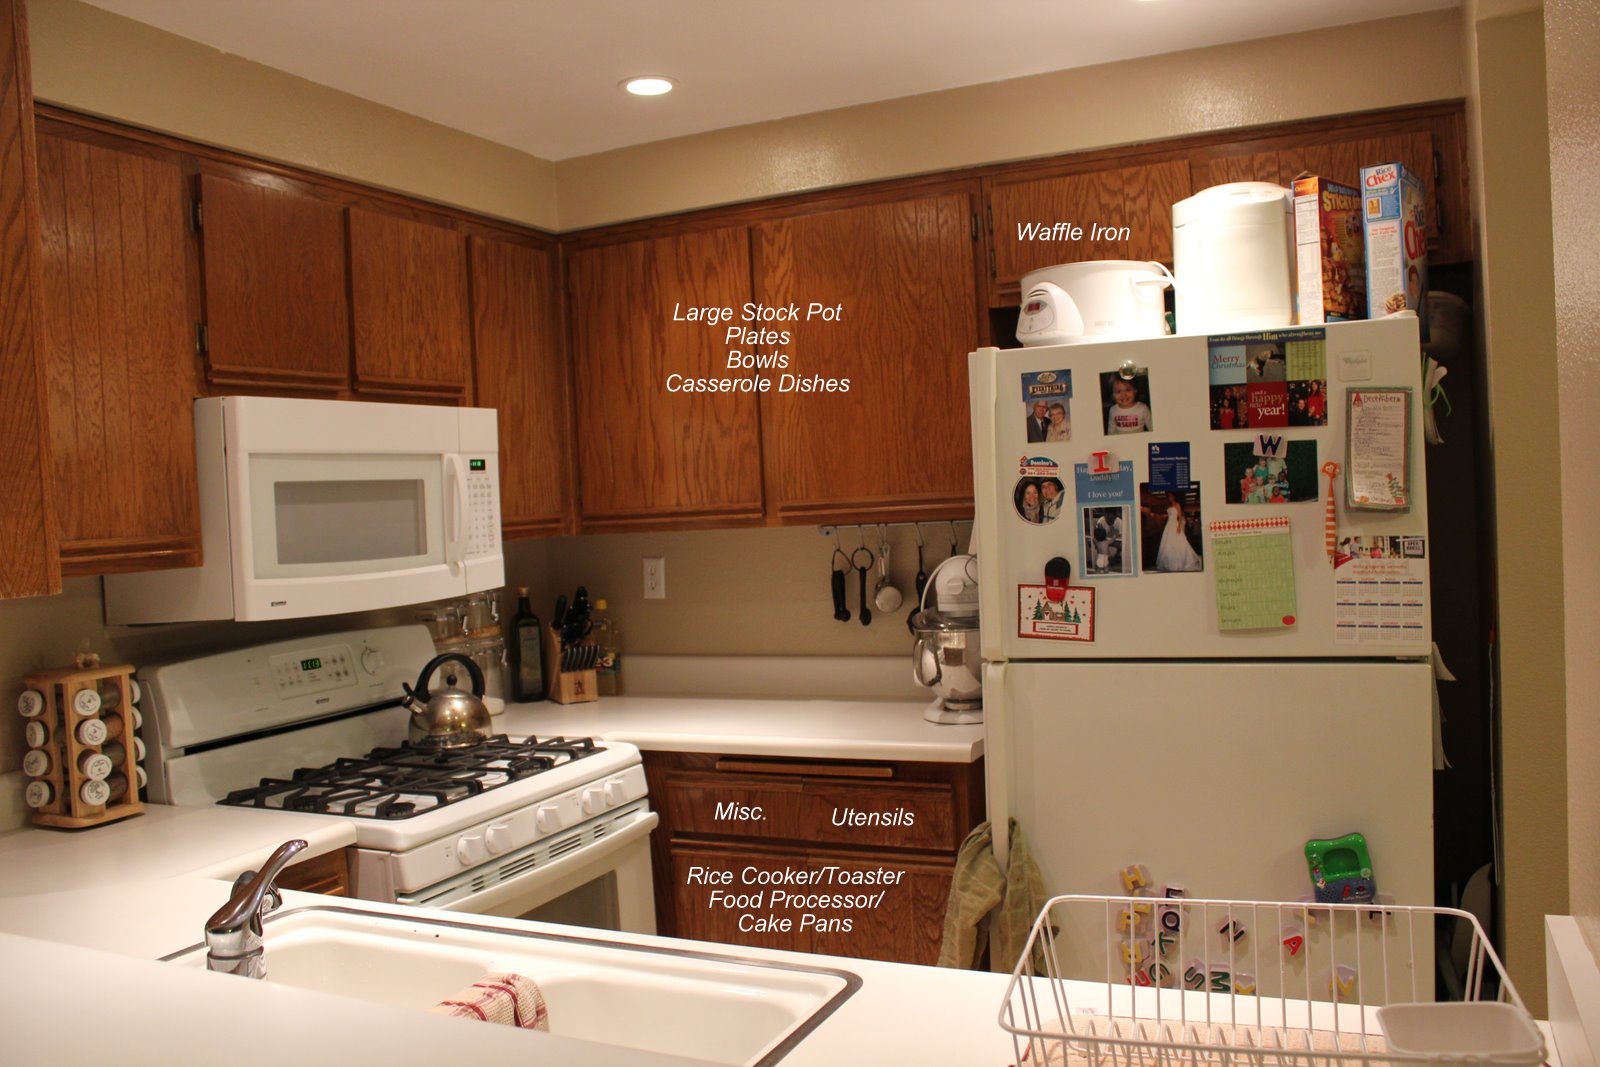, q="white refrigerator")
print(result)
[968,318,1434,932]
